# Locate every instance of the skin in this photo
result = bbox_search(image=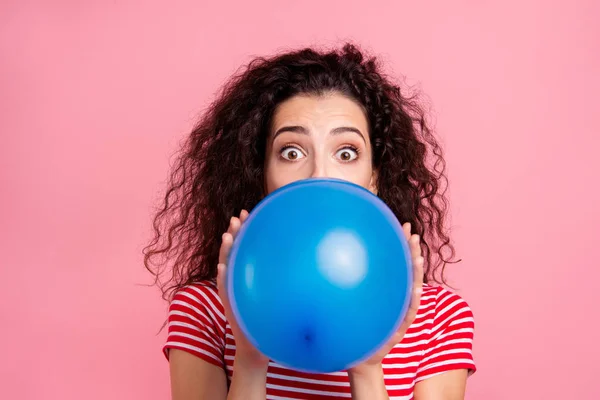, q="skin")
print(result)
[169,93,468,399]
